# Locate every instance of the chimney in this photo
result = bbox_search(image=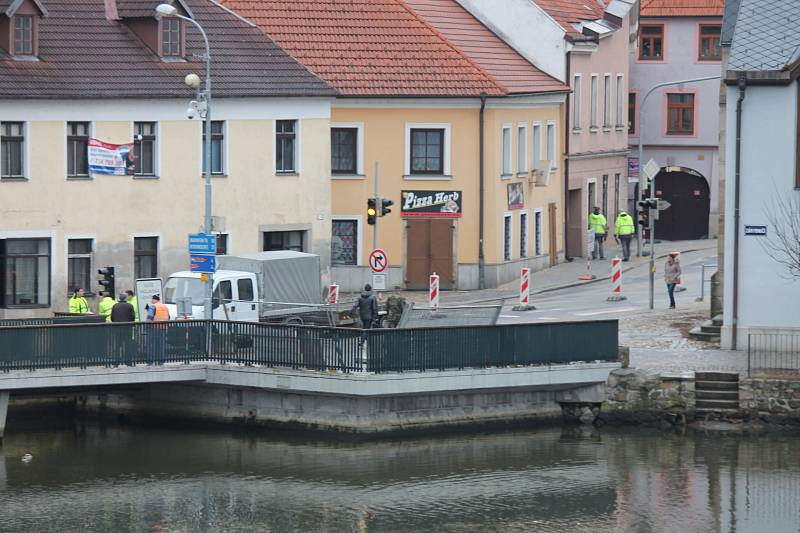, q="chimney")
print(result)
[104,0,119,21]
